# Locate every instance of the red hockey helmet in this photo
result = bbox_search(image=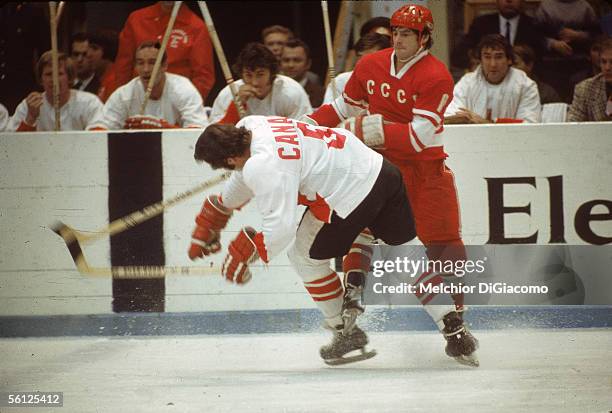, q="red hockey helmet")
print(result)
[390,4,434,33]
